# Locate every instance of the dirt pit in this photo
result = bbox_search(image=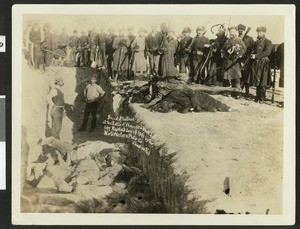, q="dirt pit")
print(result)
[21,64,283,214]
